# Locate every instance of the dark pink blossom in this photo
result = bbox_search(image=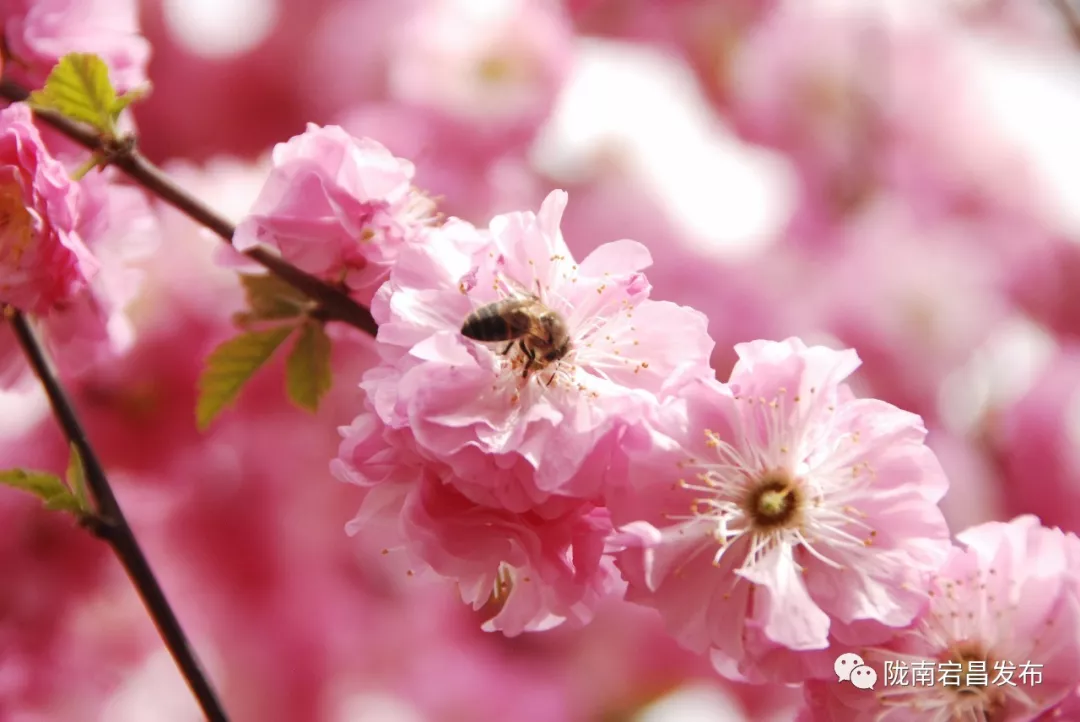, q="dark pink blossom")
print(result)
[0,103,97,314]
